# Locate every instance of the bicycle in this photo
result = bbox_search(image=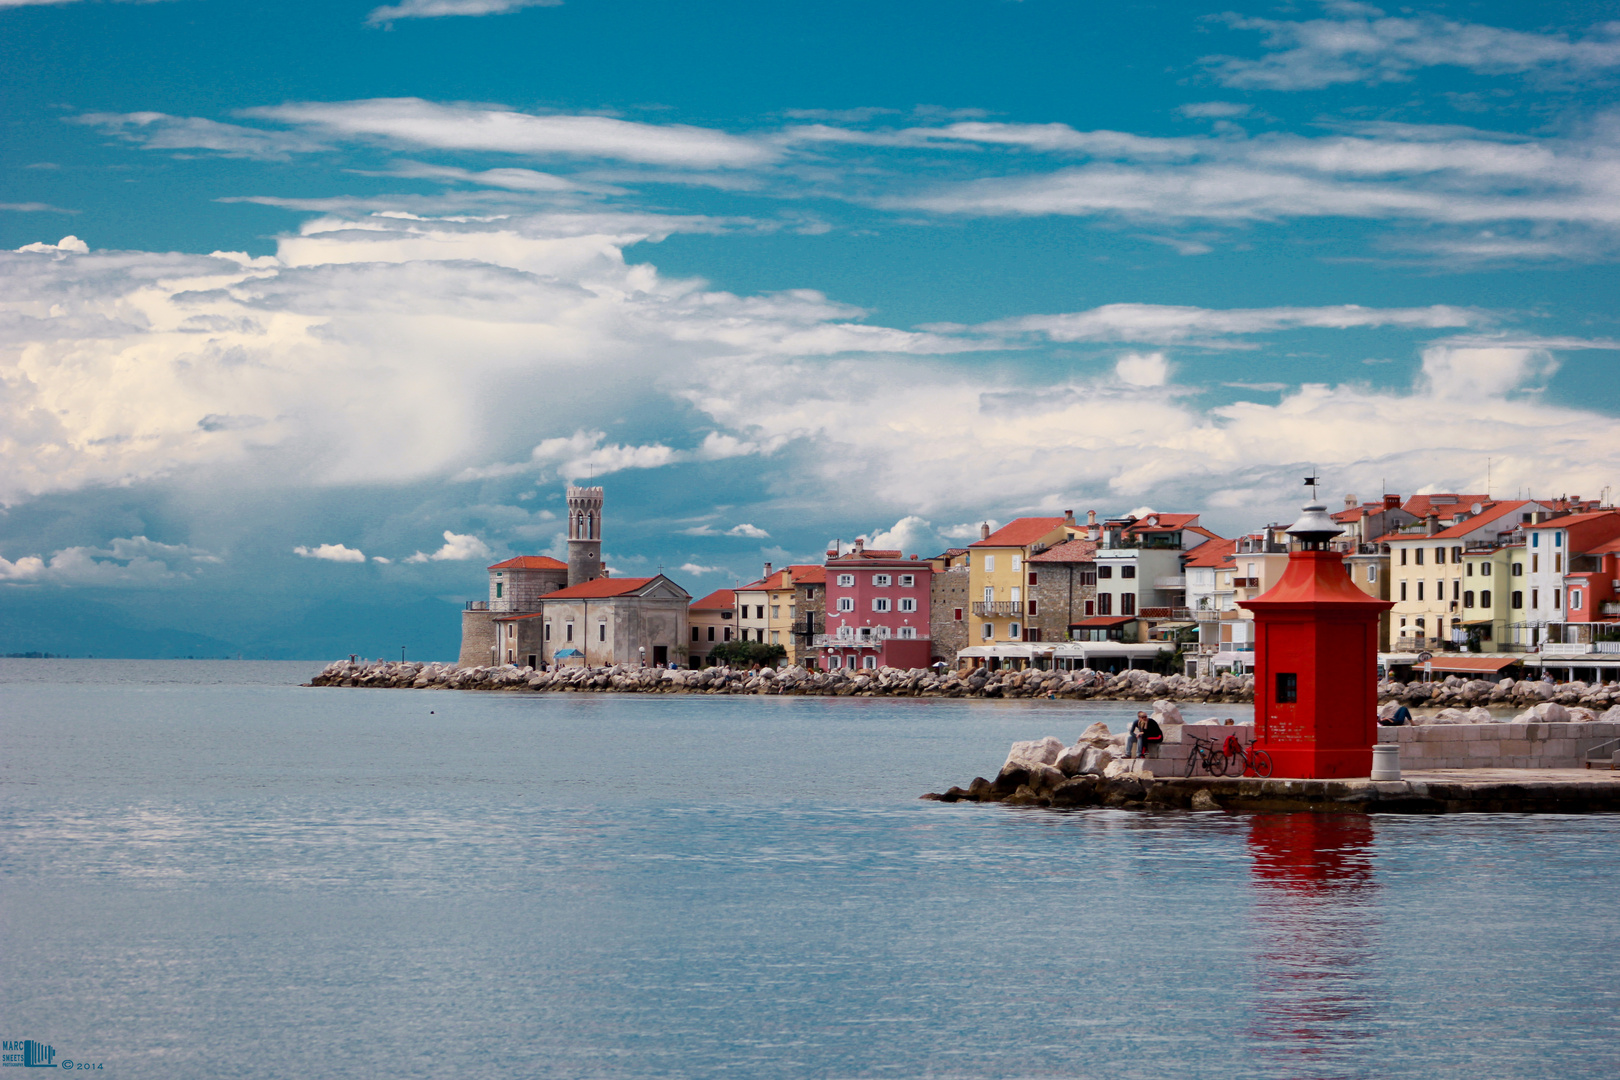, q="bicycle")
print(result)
[1221,733,1273,778]
[1183,734,1229,778]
